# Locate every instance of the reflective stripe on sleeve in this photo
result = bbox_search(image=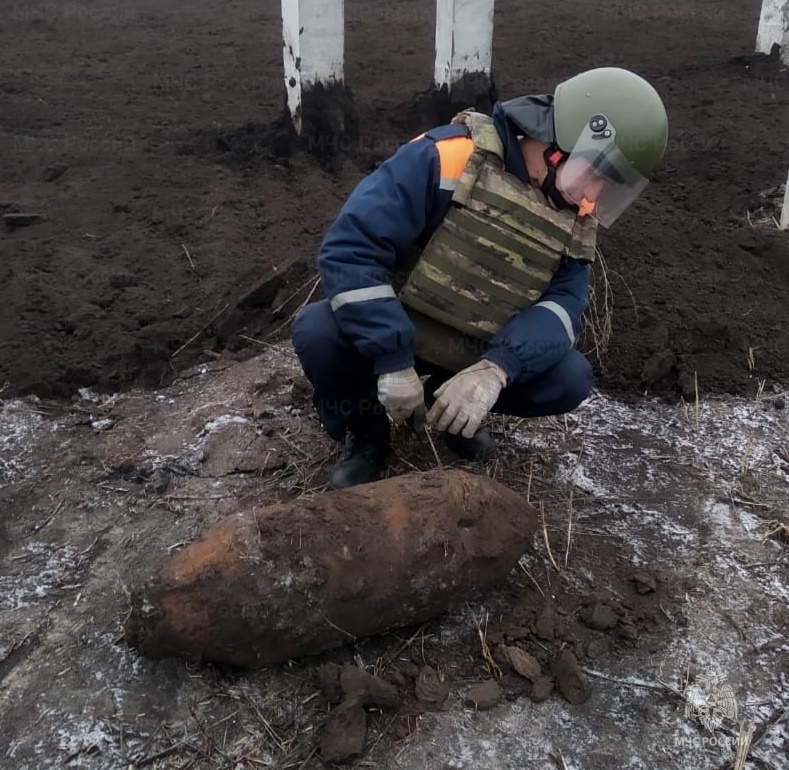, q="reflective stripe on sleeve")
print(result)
[329,285,397,311]
[534,300,575,344]
[439,178,458,191]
